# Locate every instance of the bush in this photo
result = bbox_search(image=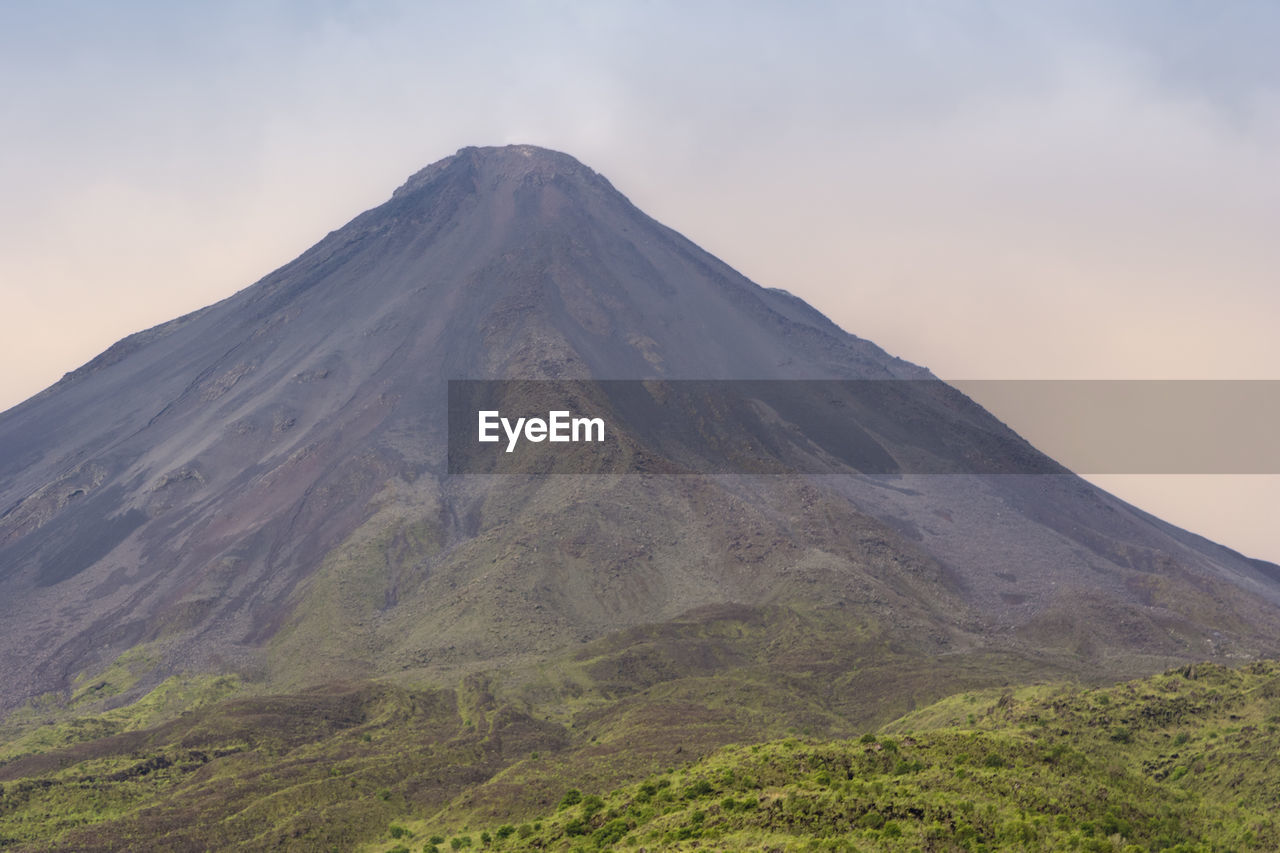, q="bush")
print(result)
[559,789,583,809]
[683,779,714,799]
[592,818,630,848]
